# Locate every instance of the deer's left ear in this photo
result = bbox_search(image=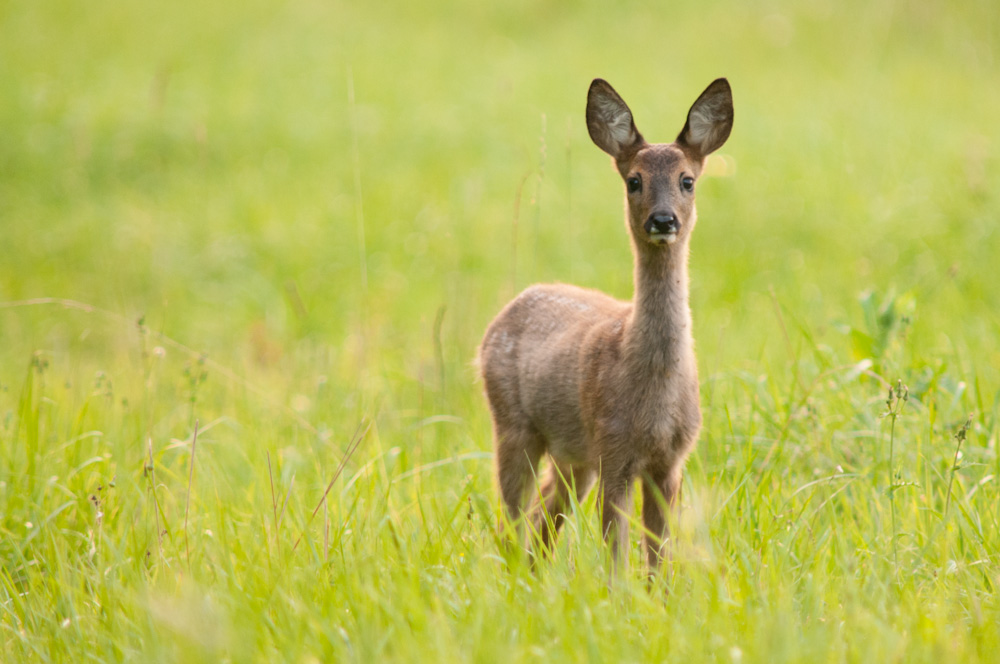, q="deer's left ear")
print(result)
[677,78,733,159]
